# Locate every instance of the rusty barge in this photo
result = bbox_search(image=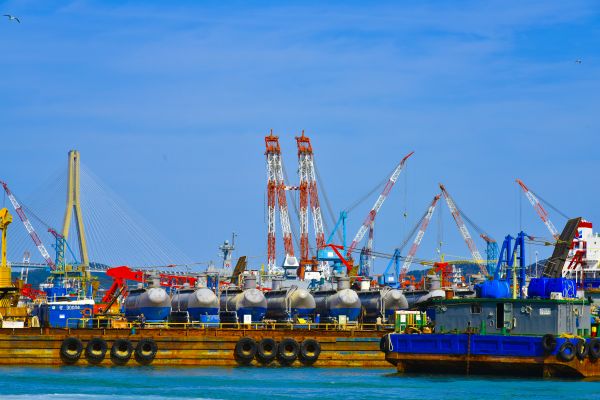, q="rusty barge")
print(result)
[0,325,388,367]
